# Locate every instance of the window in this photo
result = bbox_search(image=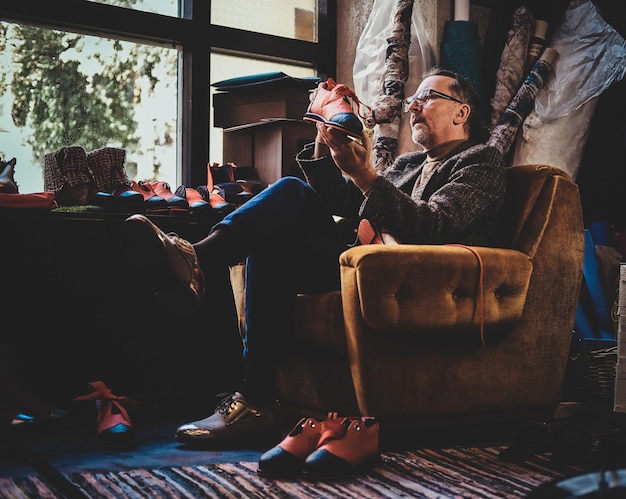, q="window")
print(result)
[86,0,180,18]
[0,0,334,194]
[211,0,317,42]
